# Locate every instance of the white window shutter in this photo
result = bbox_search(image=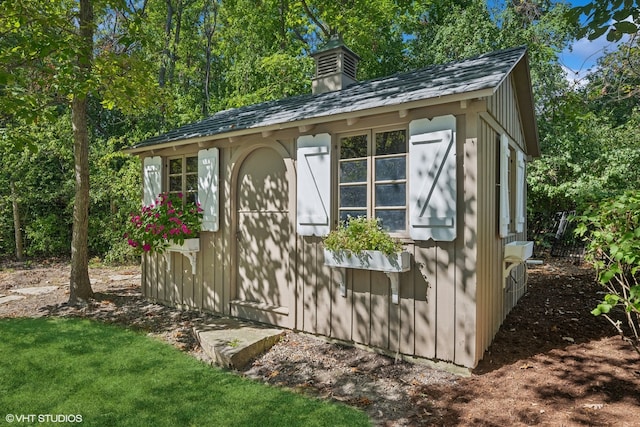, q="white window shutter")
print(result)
[297,133,331,236]
[143,156,162,207]
[408,115,457,241]
[198,148,220,232]
[515,150,526,233]
[499,135,511,237]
